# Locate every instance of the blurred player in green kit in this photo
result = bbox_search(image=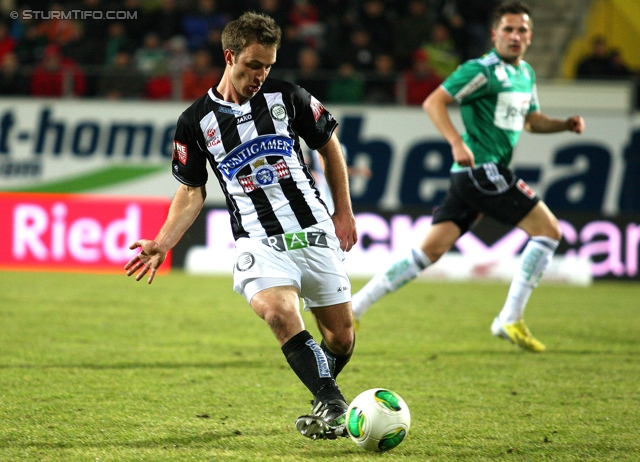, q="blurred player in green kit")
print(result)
[352,1,585,352]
